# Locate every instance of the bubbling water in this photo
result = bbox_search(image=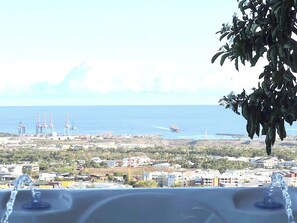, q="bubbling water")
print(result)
[0,174,36,223]
[256,172,296,223]
[270,173,295,223]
